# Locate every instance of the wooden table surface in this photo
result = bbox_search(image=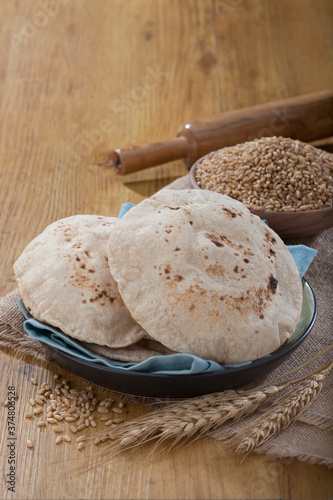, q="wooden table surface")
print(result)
[1,1,333,499]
